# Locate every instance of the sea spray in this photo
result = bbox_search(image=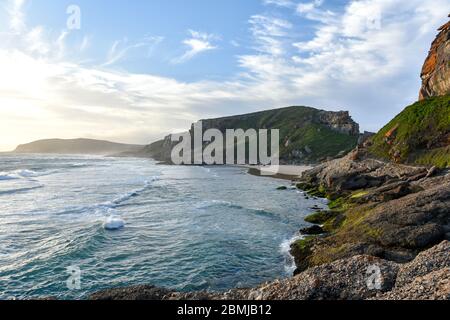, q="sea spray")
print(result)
[280,234,304,275]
